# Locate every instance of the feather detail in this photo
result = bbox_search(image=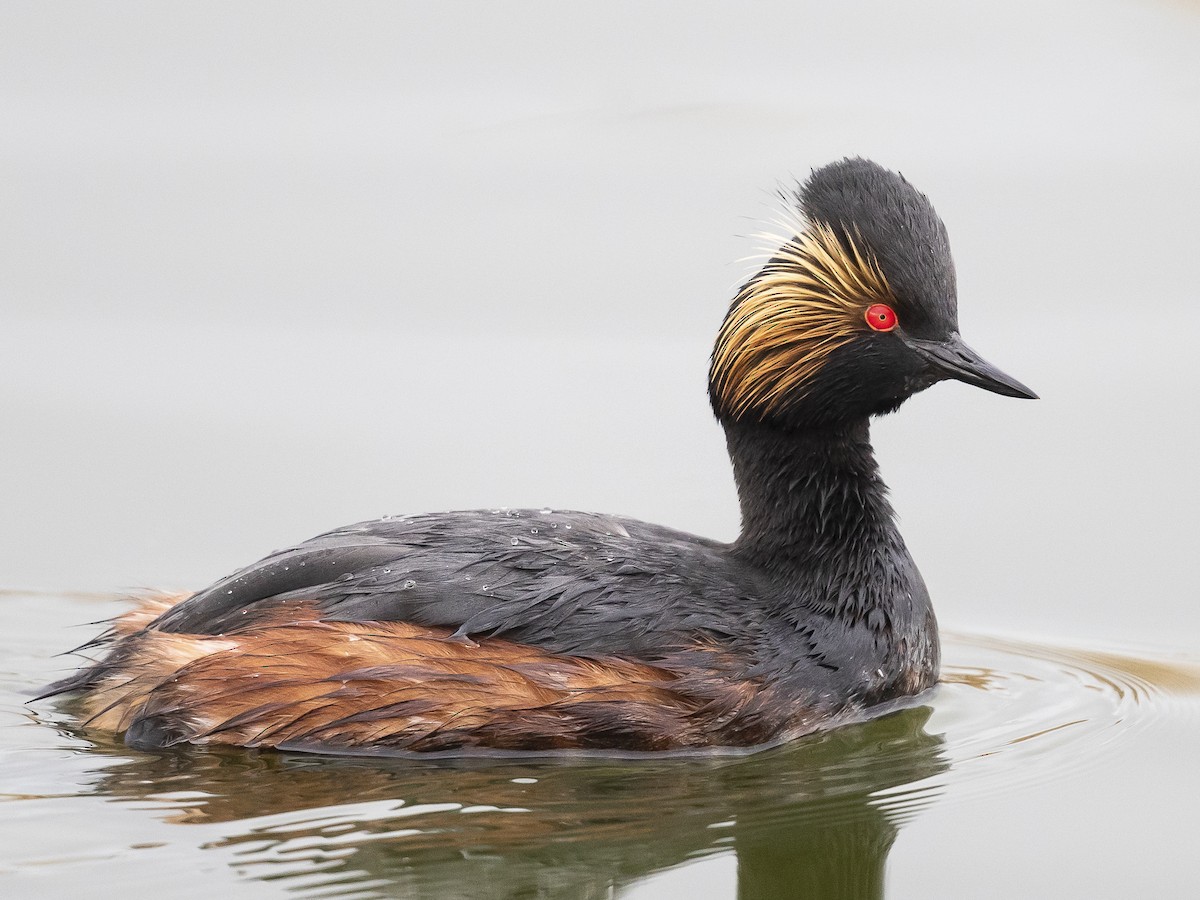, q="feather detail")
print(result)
[710,222,895,420]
